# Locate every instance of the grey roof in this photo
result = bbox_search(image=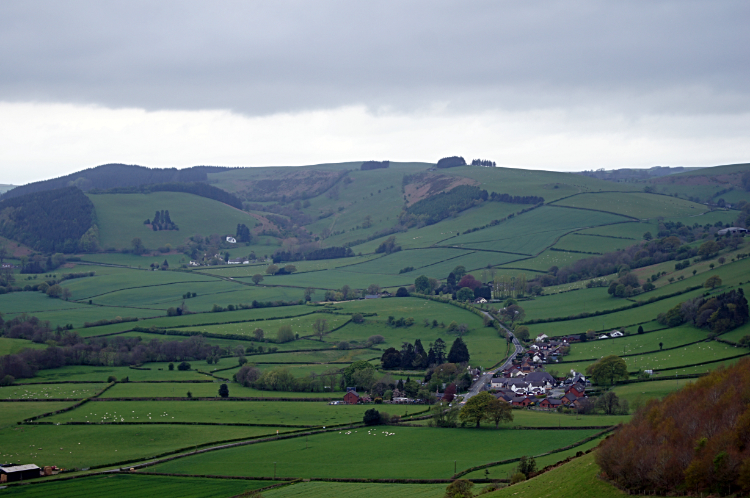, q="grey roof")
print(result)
[0,464,40,473]
[525,371,555,384]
